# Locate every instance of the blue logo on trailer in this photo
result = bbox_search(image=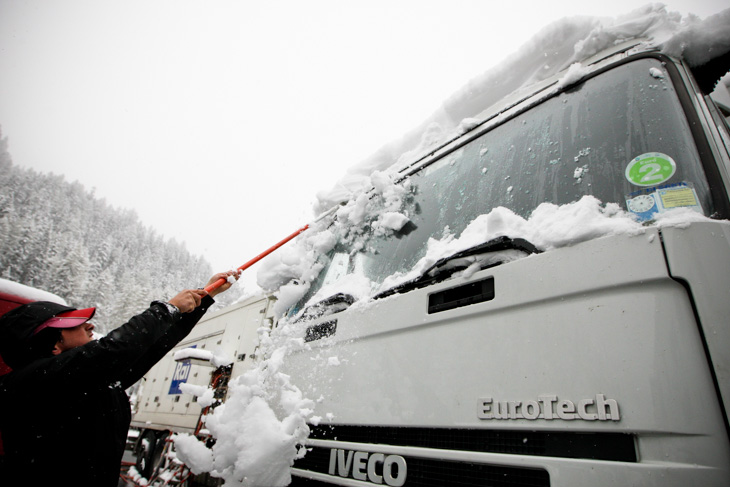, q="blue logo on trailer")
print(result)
[169,346,195,395]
